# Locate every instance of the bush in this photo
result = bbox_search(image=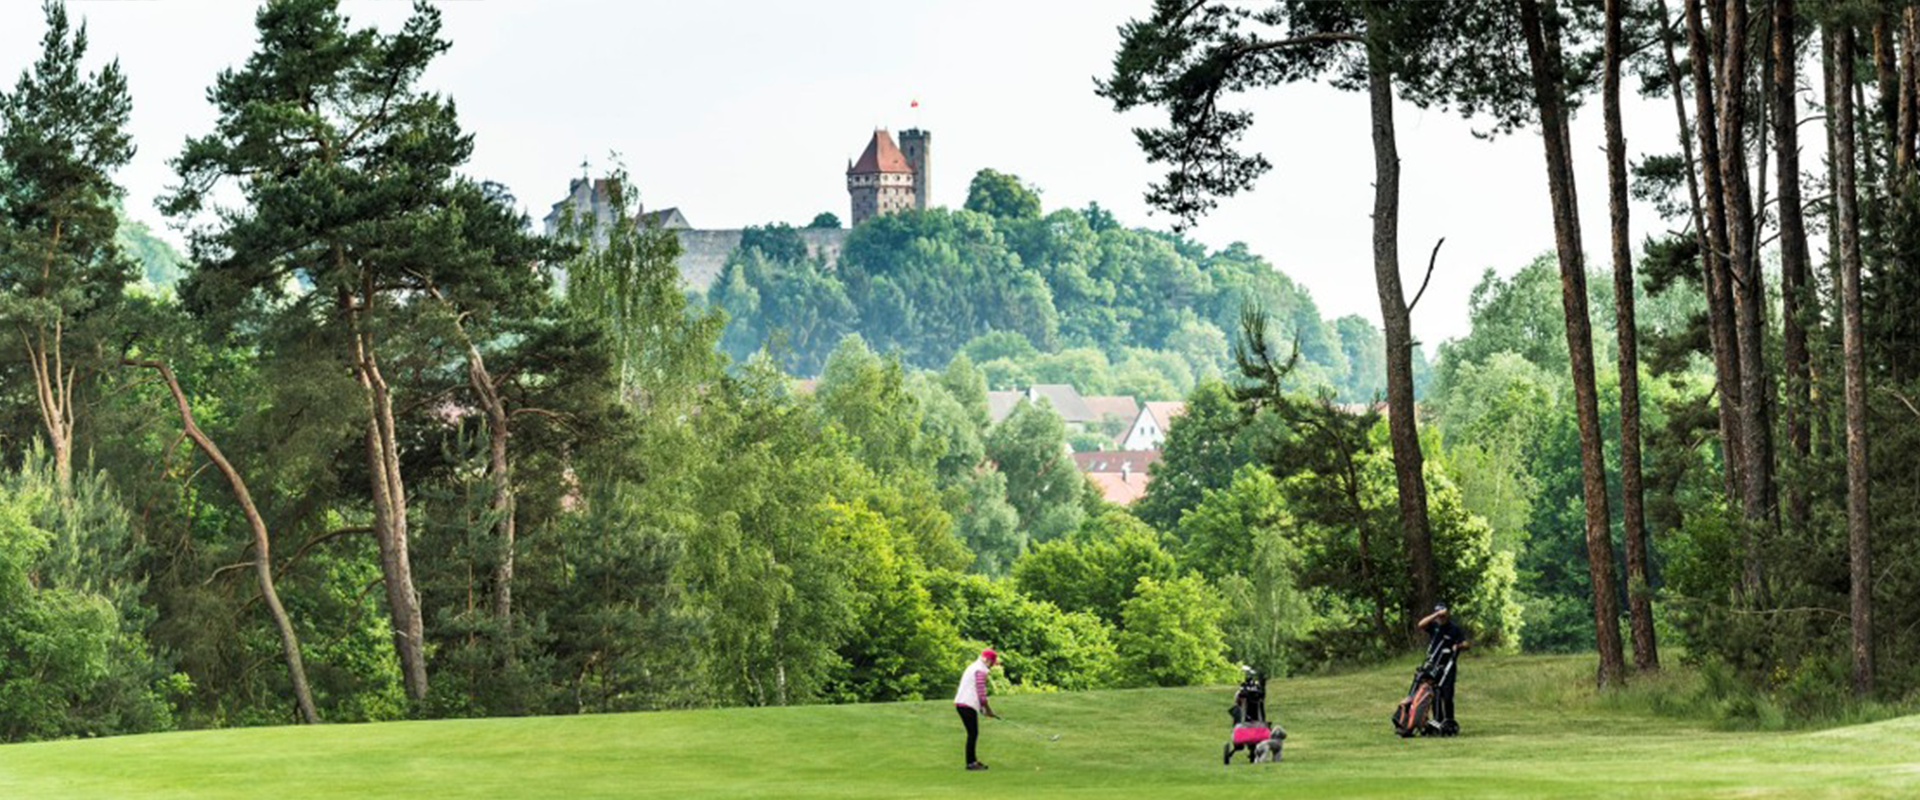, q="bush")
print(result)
[821,500,962,703]
[1217,525,1314,678]
[1176,465,1287,583]
[1012,512,1176,626]
[924,572,1118,691]
[0,462,172,742]
[1115,575,1235,687]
